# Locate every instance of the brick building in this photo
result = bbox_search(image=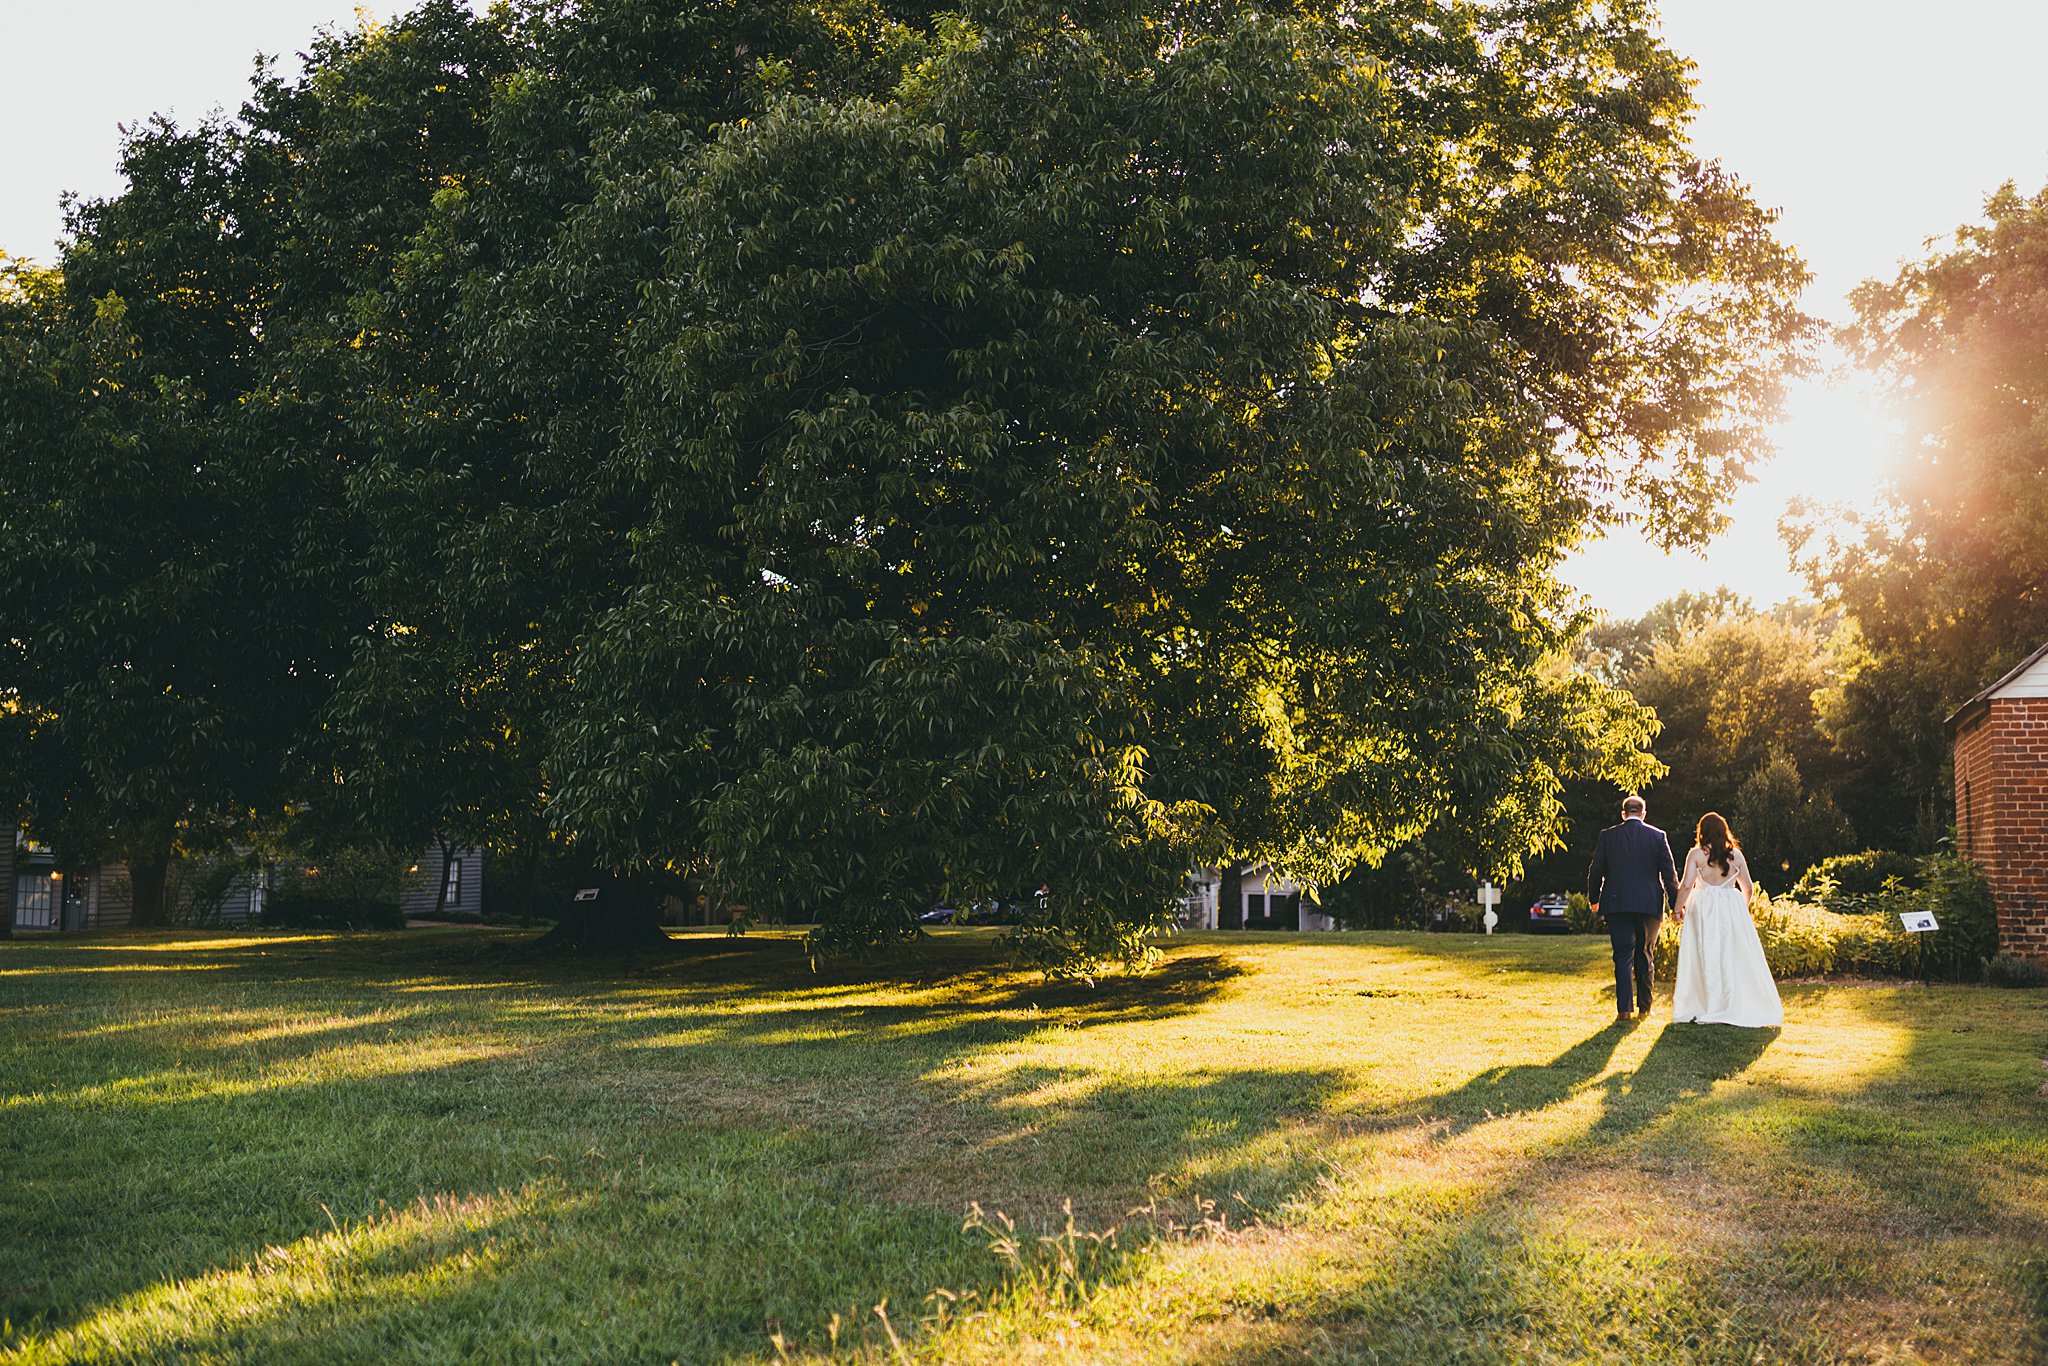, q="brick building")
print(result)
[1948,641,2048,963]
